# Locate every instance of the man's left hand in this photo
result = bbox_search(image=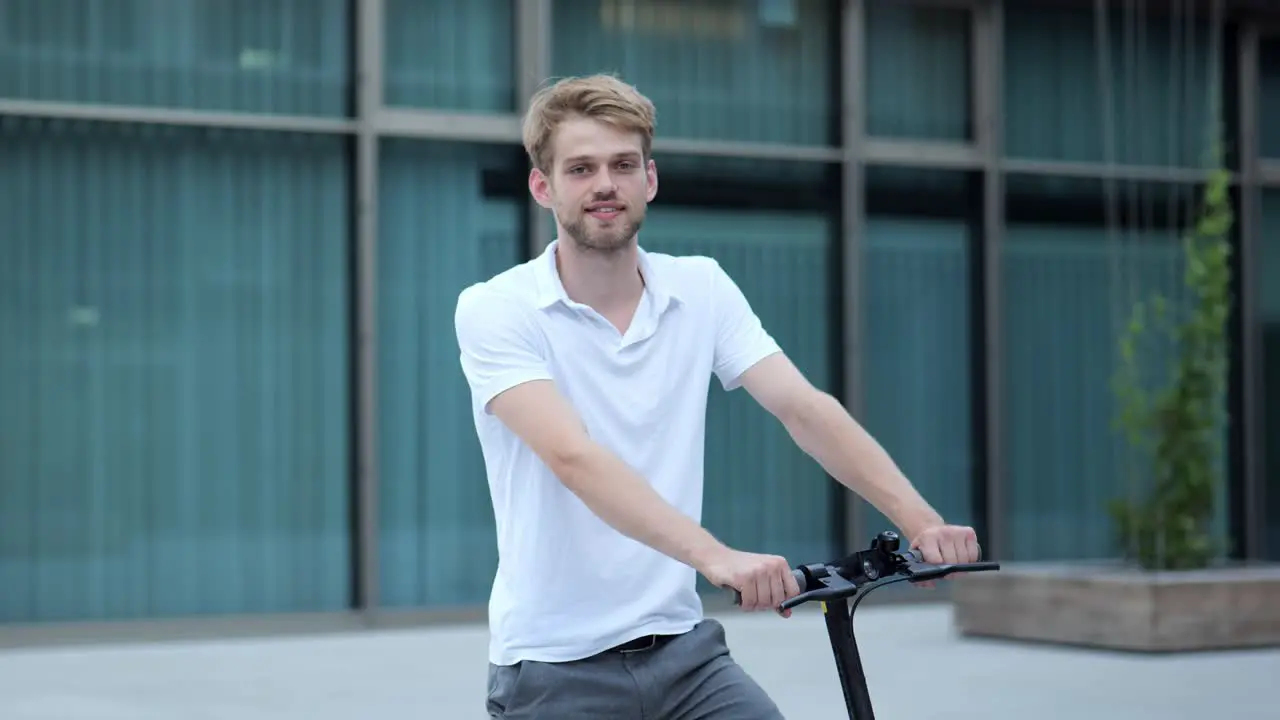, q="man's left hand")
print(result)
[910,524,981,588]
